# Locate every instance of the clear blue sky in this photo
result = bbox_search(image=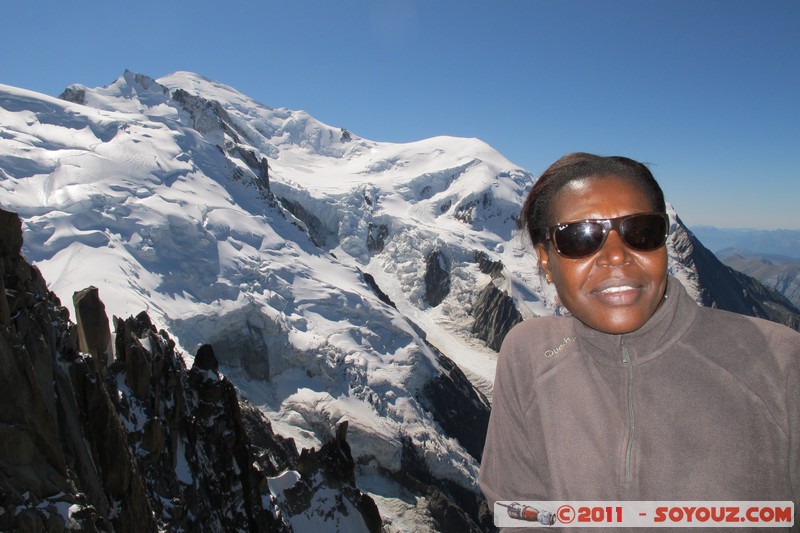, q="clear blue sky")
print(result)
[2,0,798,229]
